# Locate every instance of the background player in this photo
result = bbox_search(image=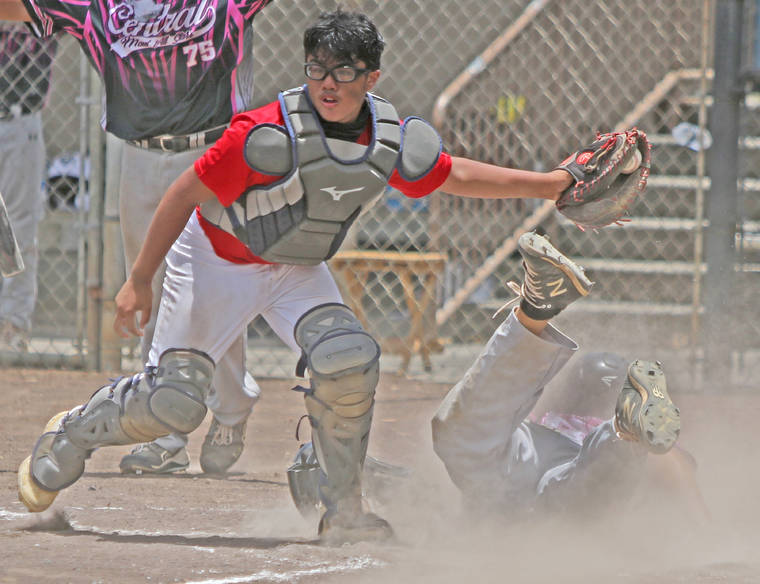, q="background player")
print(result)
[0,0,275,474]
[0,24,57,352]
[17,9,593,543]
[431,231,701,521]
